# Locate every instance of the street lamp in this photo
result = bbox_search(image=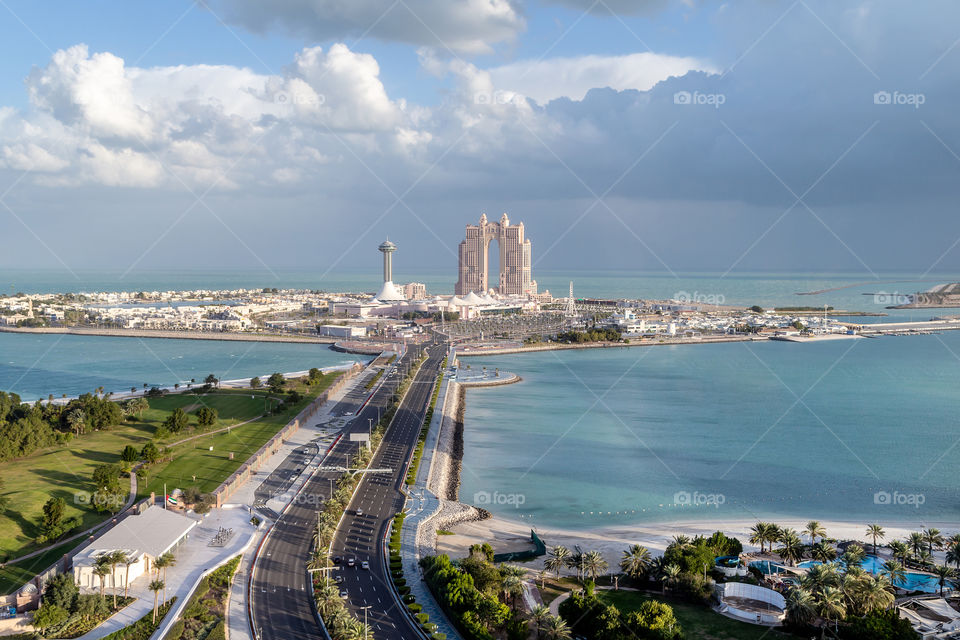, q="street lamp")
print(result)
[358,605,372,640]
